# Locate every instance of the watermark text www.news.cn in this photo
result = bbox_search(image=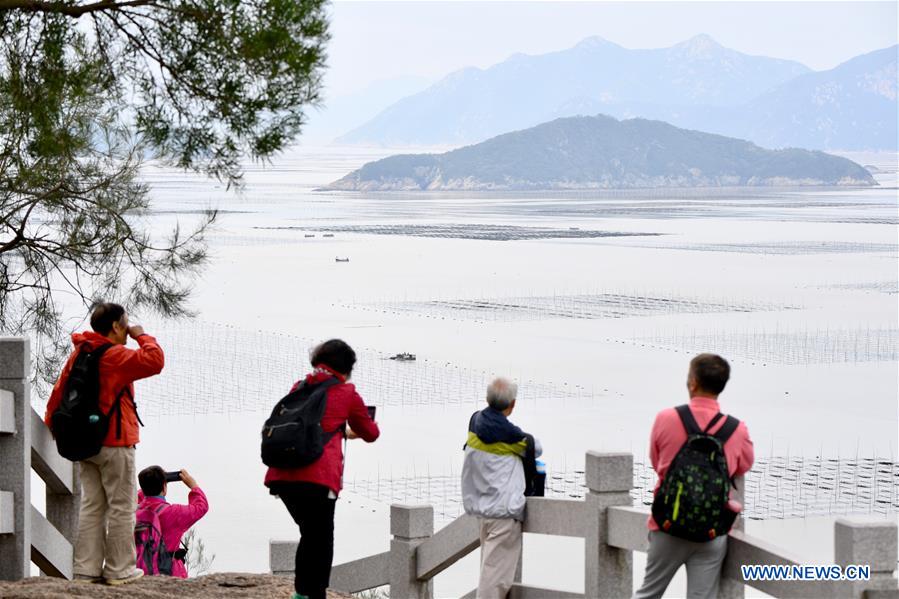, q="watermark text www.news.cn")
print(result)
[742,564,870,581]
